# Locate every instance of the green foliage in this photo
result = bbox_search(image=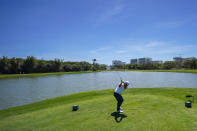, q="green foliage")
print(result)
[35,60,47,73]
[183,59,197,69]
[51,59,62,72]
[0,56,106,74]
[127,64,138,69]
[10,58,24,74]
[111,64,125,70]
[0,56,10,74]
[162,61,176,69]
[99,64,107,70]
[114,63,162,70]
[63,63,73,72]
[79,62,92,71]
[23,56,36,73]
